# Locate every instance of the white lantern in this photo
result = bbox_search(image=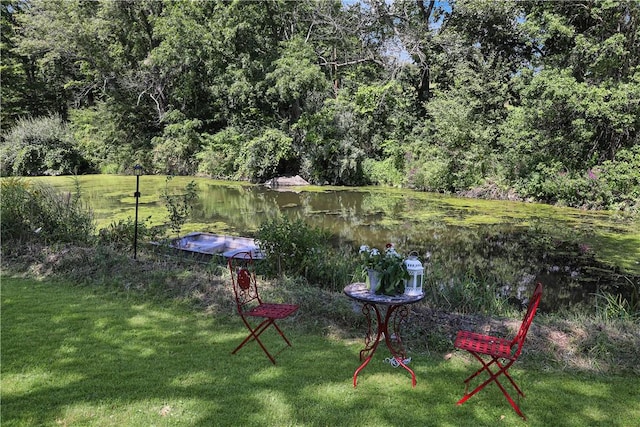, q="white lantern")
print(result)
[403,252,424,296]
